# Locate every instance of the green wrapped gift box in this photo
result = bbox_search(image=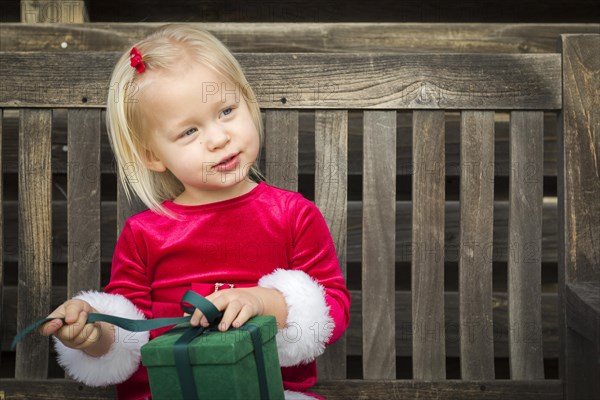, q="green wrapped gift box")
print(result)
[141,316,284,400]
